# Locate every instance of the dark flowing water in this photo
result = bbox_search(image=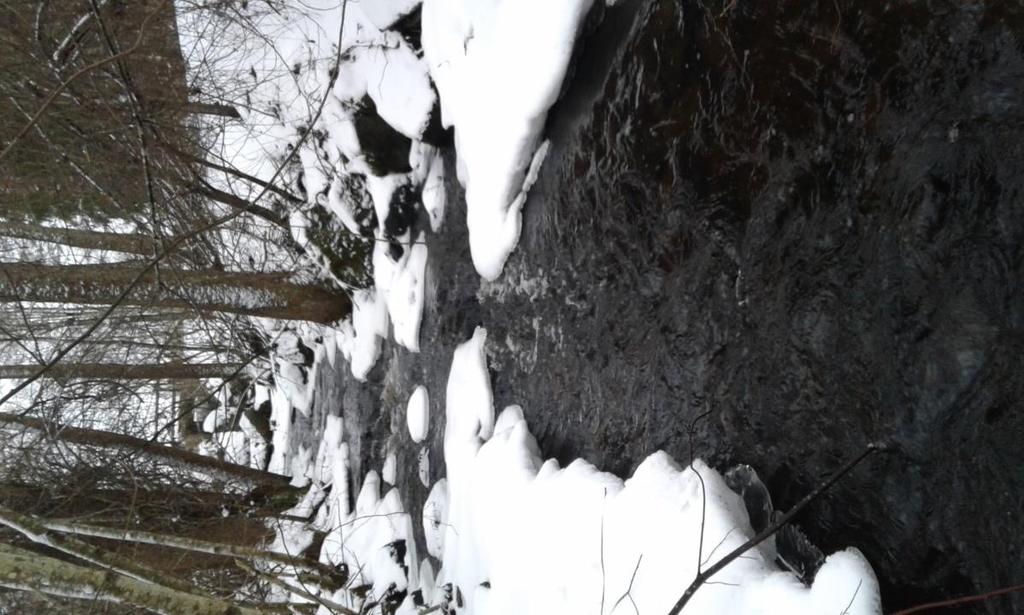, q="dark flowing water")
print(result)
[318,2,1024,612]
